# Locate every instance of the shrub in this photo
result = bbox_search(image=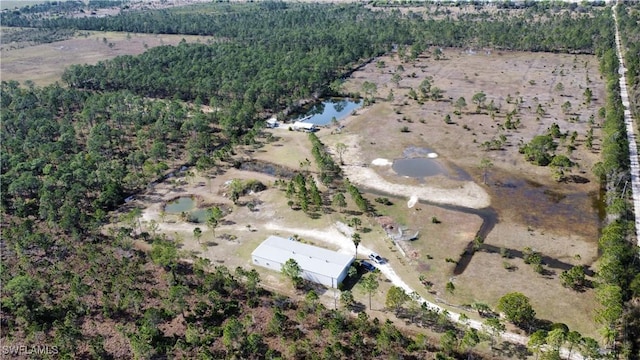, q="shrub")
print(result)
[520,135,555,166]
[550,154,573,168]
[560,266,586,290]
